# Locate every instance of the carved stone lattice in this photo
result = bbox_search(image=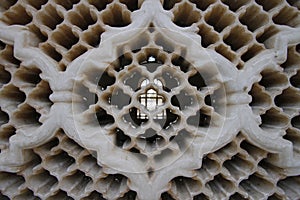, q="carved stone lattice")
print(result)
[0,0,300,199]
